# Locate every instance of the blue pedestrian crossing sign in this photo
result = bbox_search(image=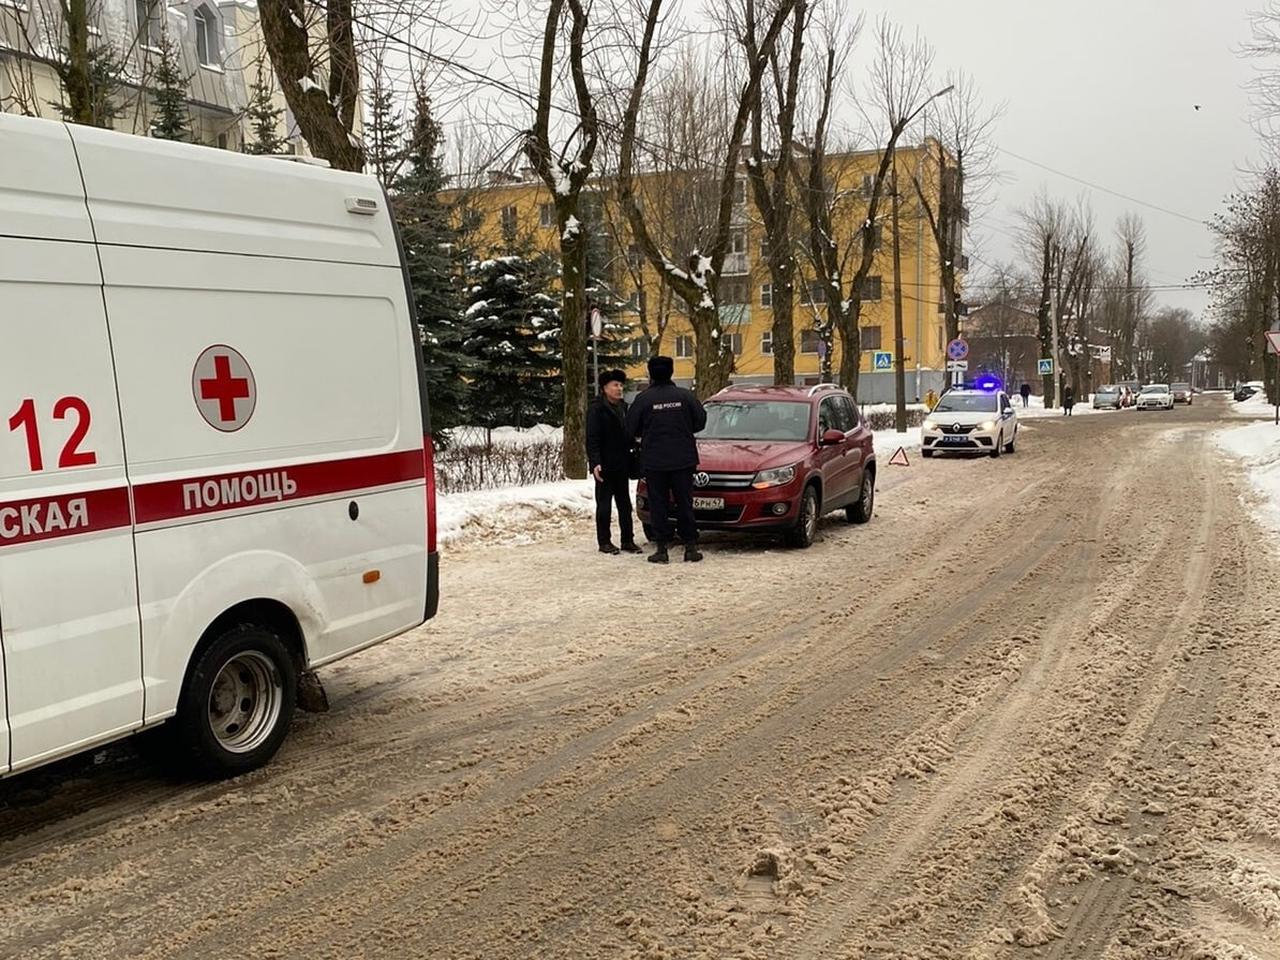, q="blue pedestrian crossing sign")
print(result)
[873,351,893,370]
[1038,358,1054,375]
